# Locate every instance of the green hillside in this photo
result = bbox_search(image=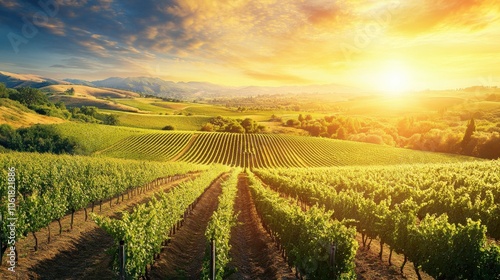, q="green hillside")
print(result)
[100,110,211,130]
[100,132,478,168]
[53,122,151,154]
